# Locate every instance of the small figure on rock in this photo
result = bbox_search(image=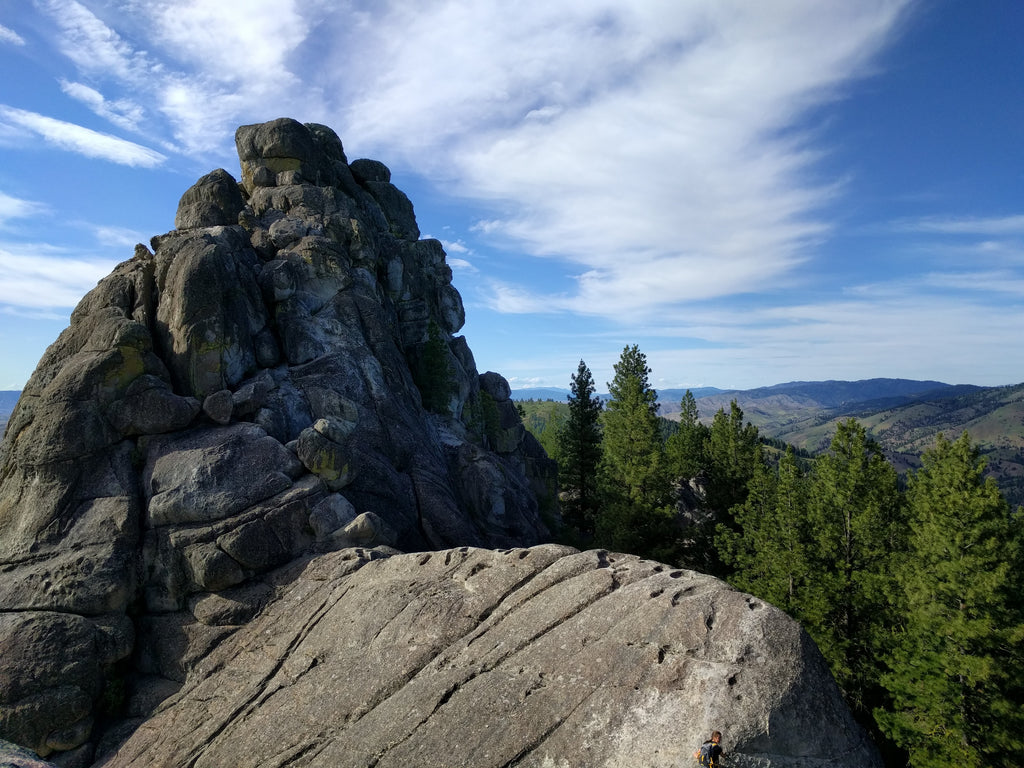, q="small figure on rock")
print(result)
[694,730,725,767]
